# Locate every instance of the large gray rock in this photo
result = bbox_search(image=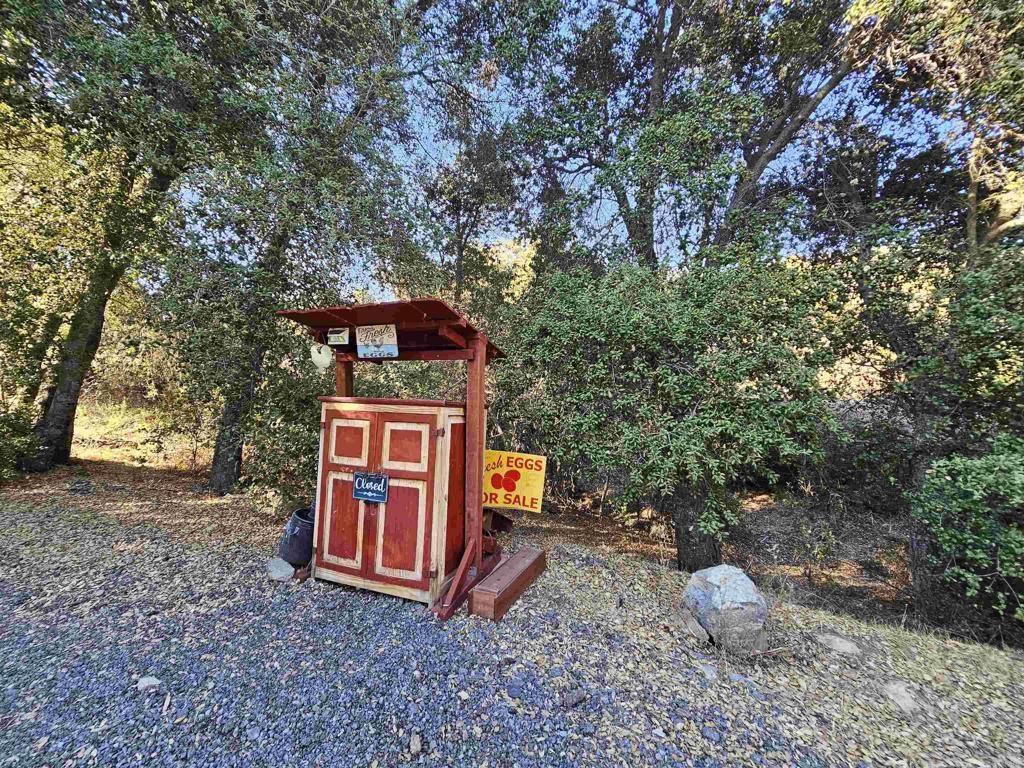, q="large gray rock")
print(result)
[683,564,768,654]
